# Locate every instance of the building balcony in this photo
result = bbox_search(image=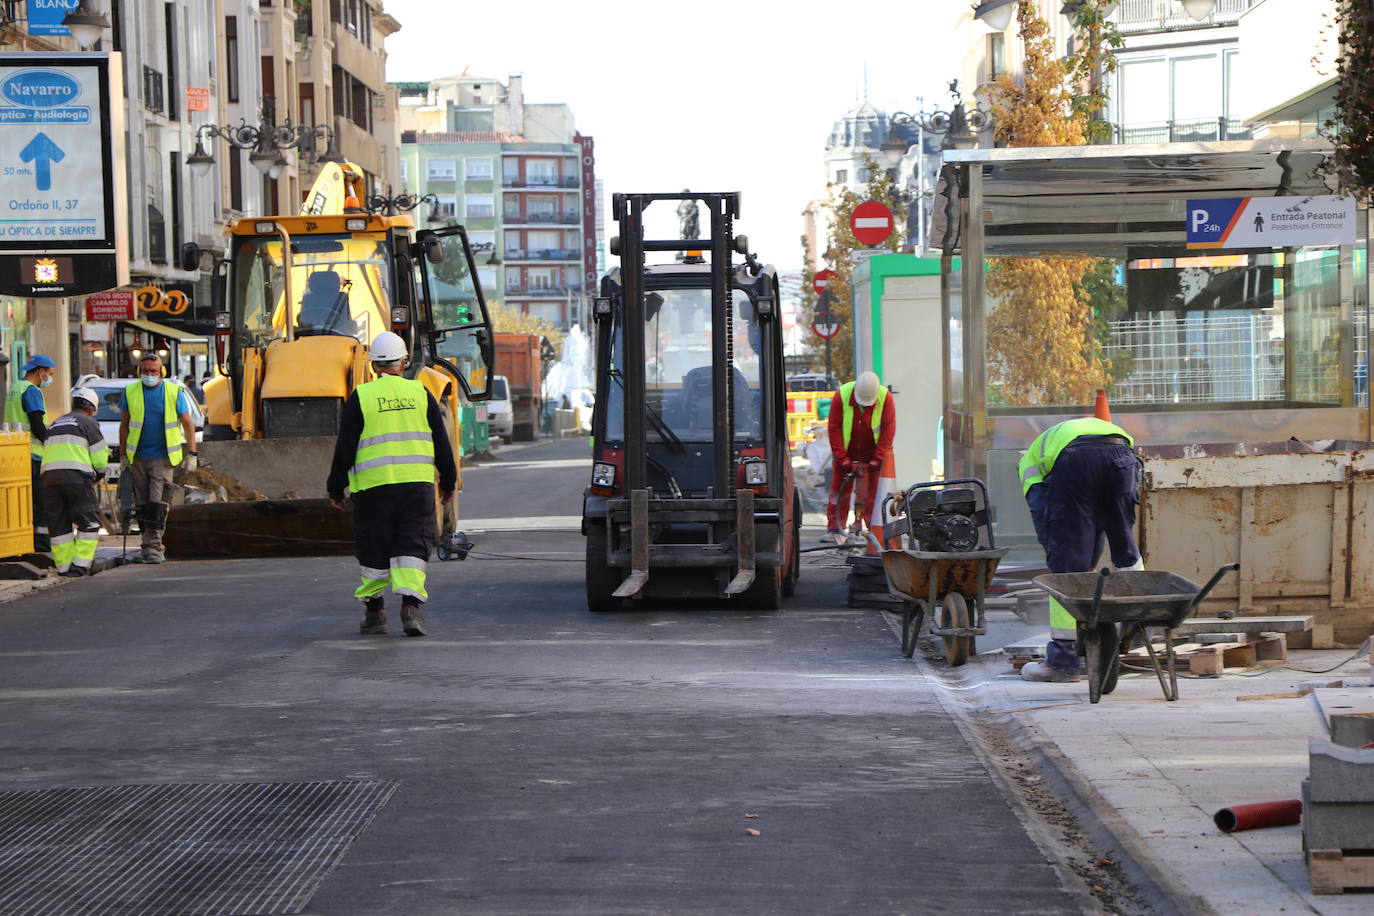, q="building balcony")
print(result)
[1112,0,1253,34]
[502,176,580,189]
[503,248,579,261]
[504,285,573,297]
[1112,117,1251,144]
[503,212,581,225]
